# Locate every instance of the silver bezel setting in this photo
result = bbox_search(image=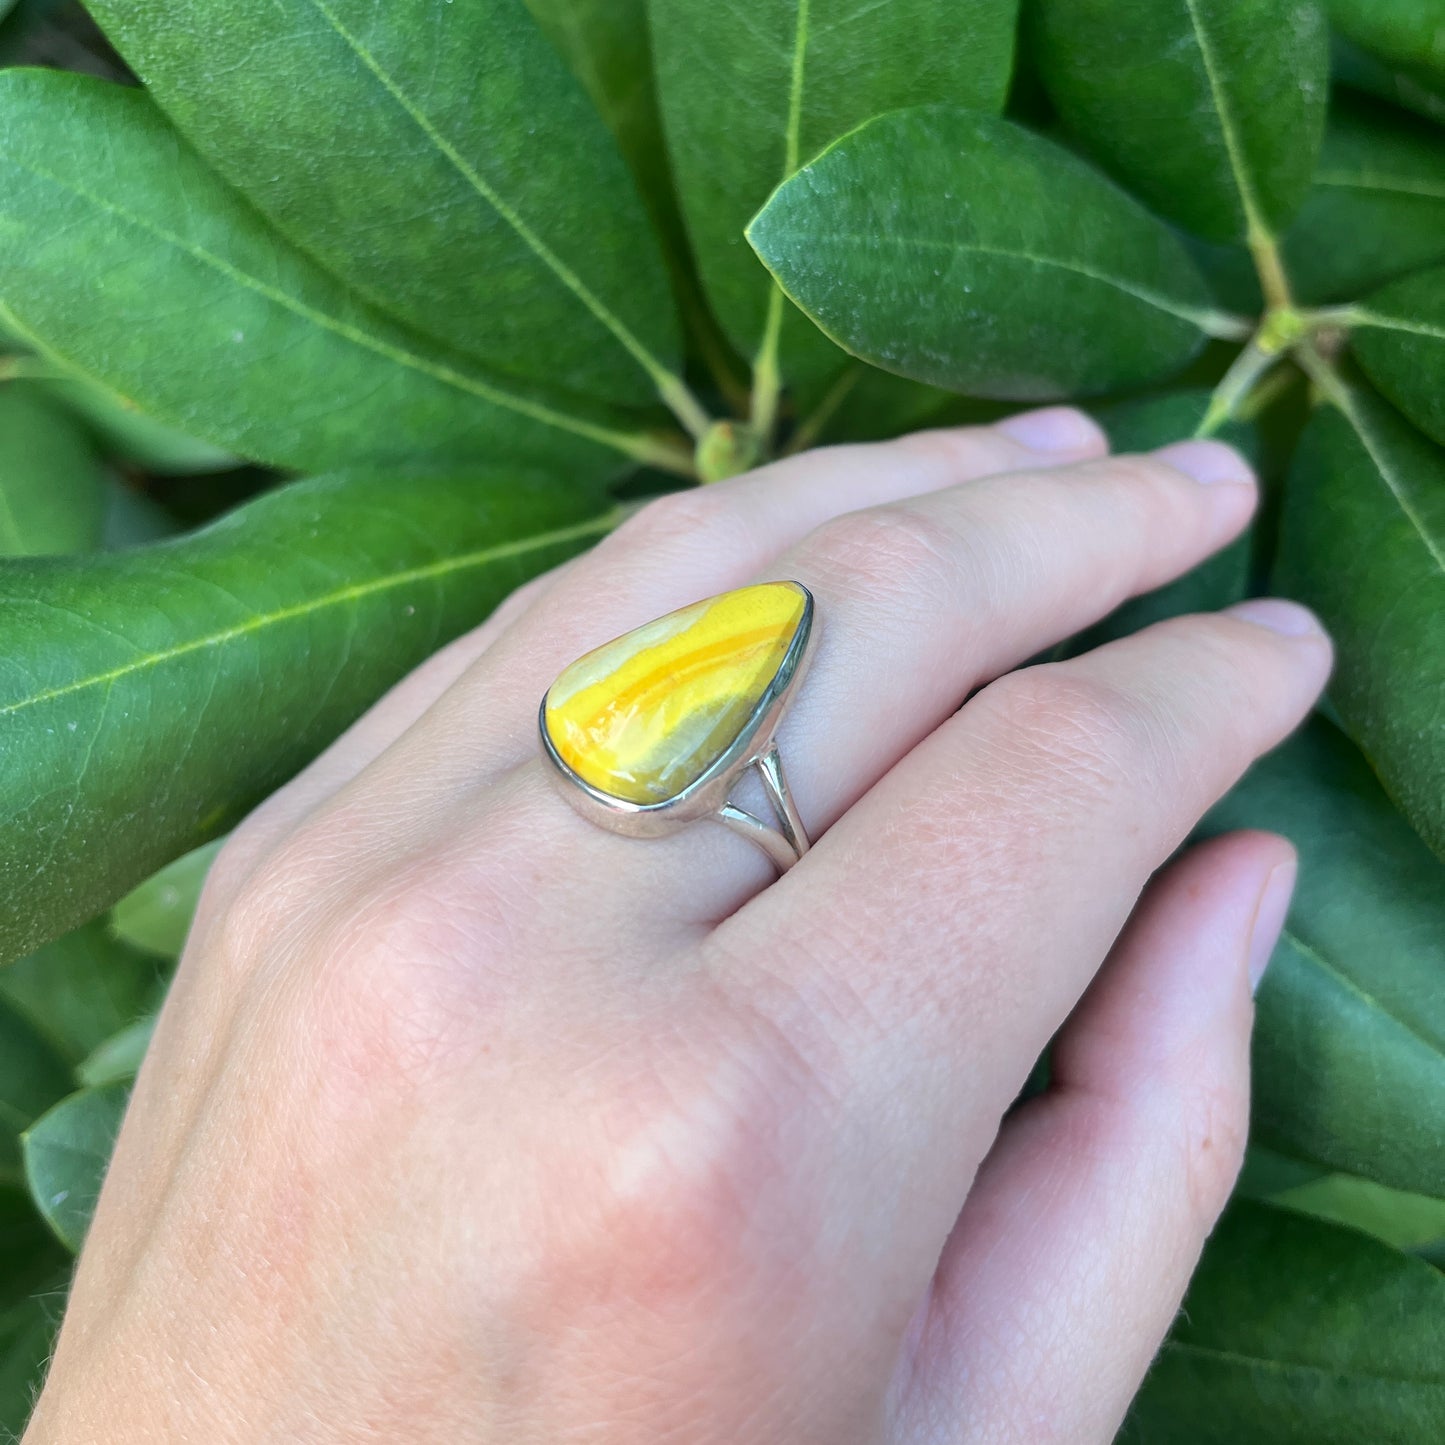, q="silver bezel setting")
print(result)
[538,584,815,842]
